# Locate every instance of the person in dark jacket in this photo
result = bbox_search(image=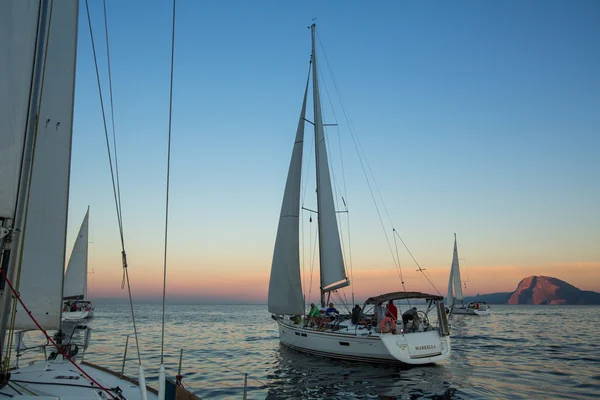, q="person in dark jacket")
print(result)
[351,304,368,325]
